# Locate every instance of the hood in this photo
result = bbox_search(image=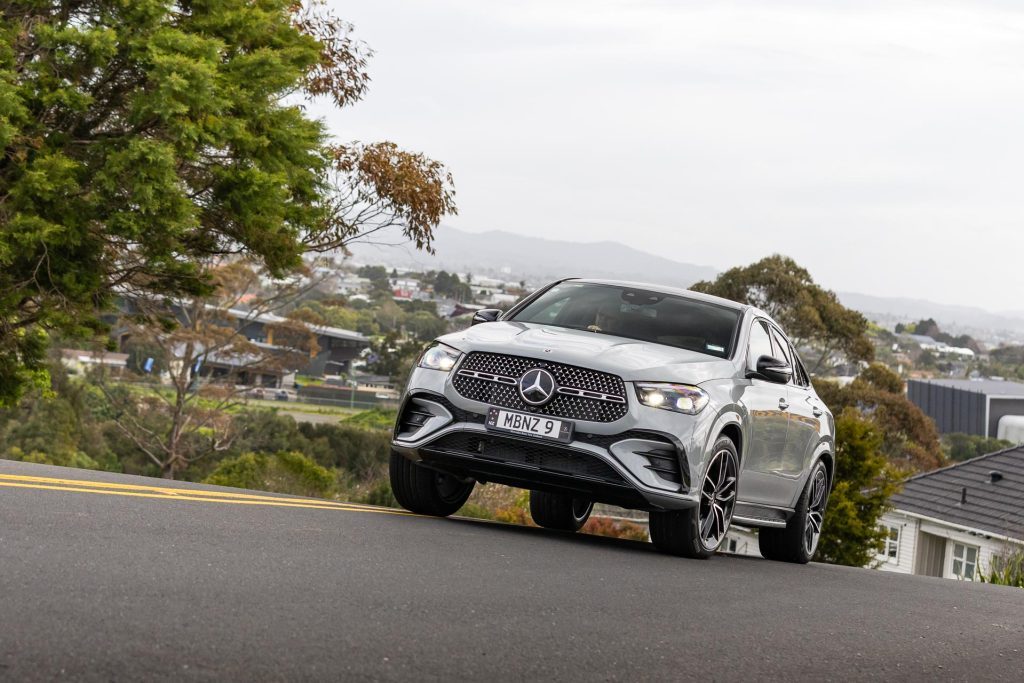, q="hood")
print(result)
[440,322,738,384]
